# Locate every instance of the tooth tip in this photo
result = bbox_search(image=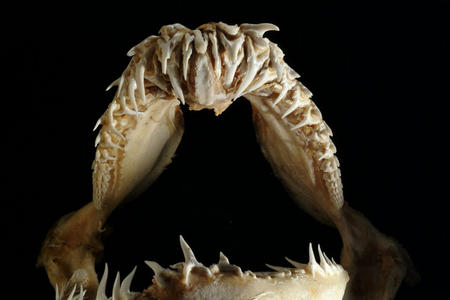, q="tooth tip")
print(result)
[120,266,137,295]
[219,252,230,264]
[179,235,199,265]
[308,243,316,264]
[96,263,109,300]
[145,261,164,275]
